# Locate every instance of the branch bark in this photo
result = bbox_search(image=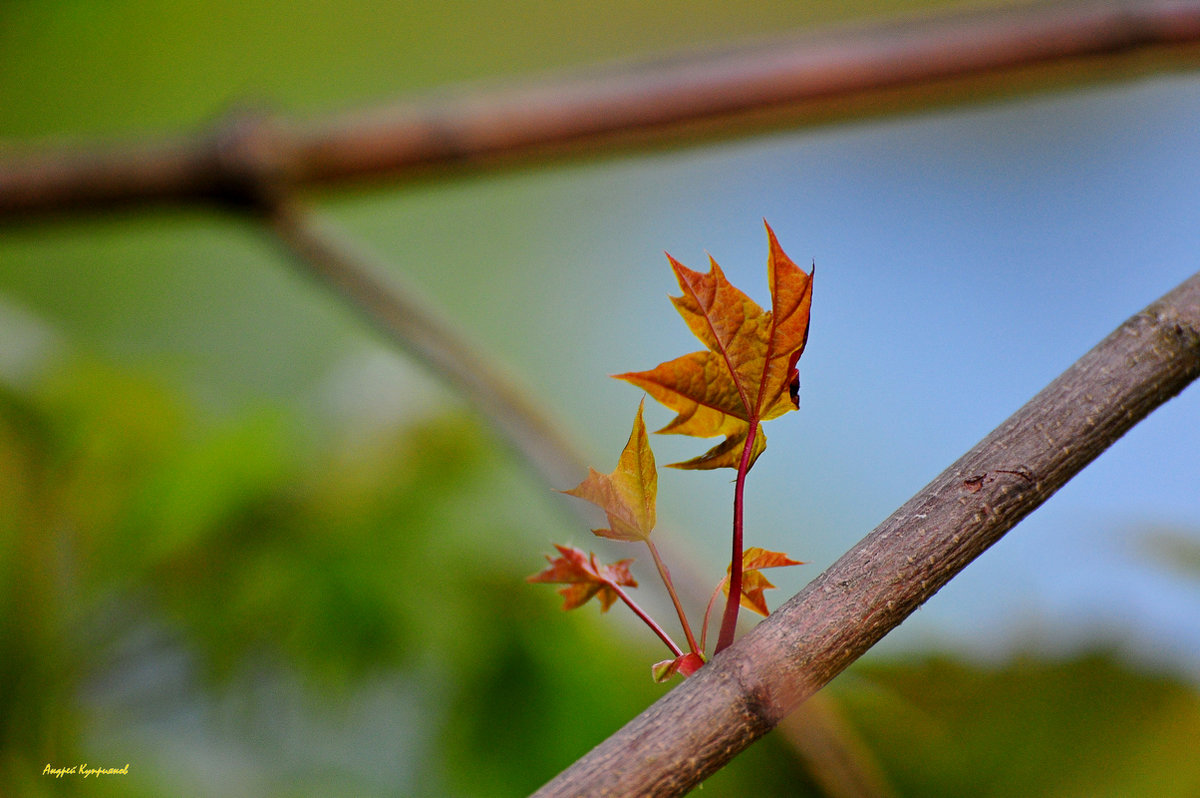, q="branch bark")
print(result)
[3,0,1200,217]
[532,271,1200,796]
